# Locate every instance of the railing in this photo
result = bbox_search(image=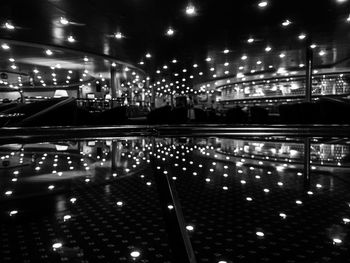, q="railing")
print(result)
[218,73,350,103]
